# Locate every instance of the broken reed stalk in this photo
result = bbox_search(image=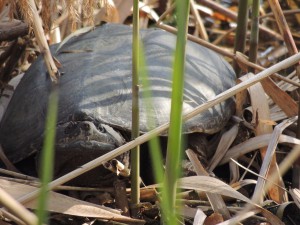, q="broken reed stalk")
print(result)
[190,0,208,41]
[0,187,37,225]
[16,52,300,206]
[268,0,299,55]
[27,0,58,82]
